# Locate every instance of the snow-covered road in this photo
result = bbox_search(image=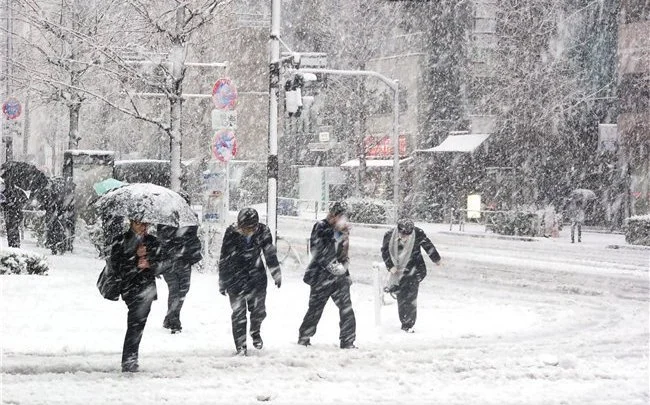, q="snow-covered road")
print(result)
[1,219,648,404]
